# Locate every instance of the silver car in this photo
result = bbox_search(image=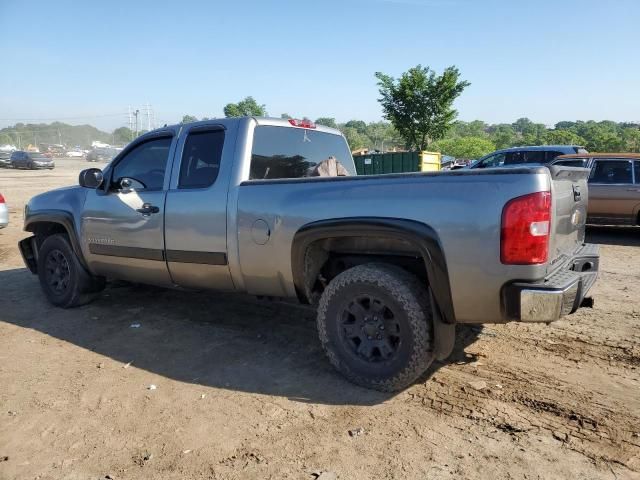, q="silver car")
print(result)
[0,193,8,228]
